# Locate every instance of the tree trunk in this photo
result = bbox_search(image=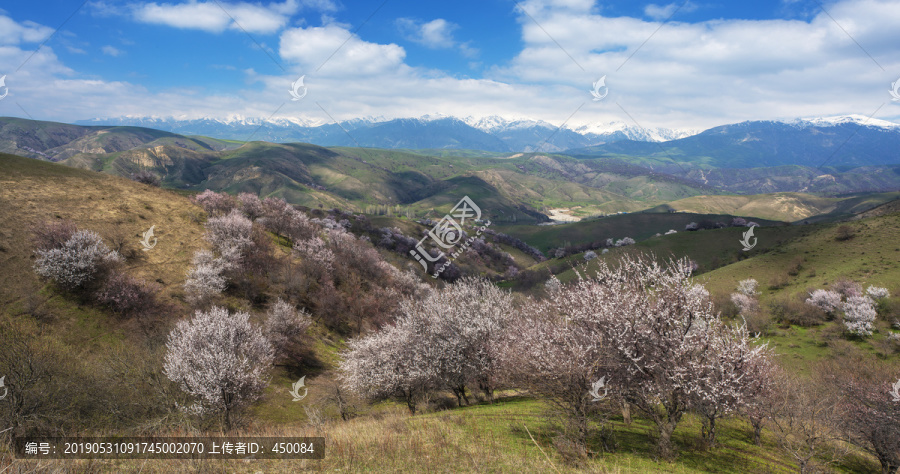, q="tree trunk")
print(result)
[657,418,678,461]
[621,401,632,426]
[750,417,763,446]
[701,415,717,448]
[404,389,417,414]
[877,454,900,474]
